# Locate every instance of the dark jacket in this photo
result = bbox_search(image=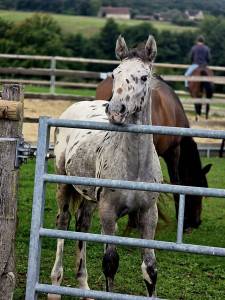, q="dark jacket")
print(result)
[190,44,211,65]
